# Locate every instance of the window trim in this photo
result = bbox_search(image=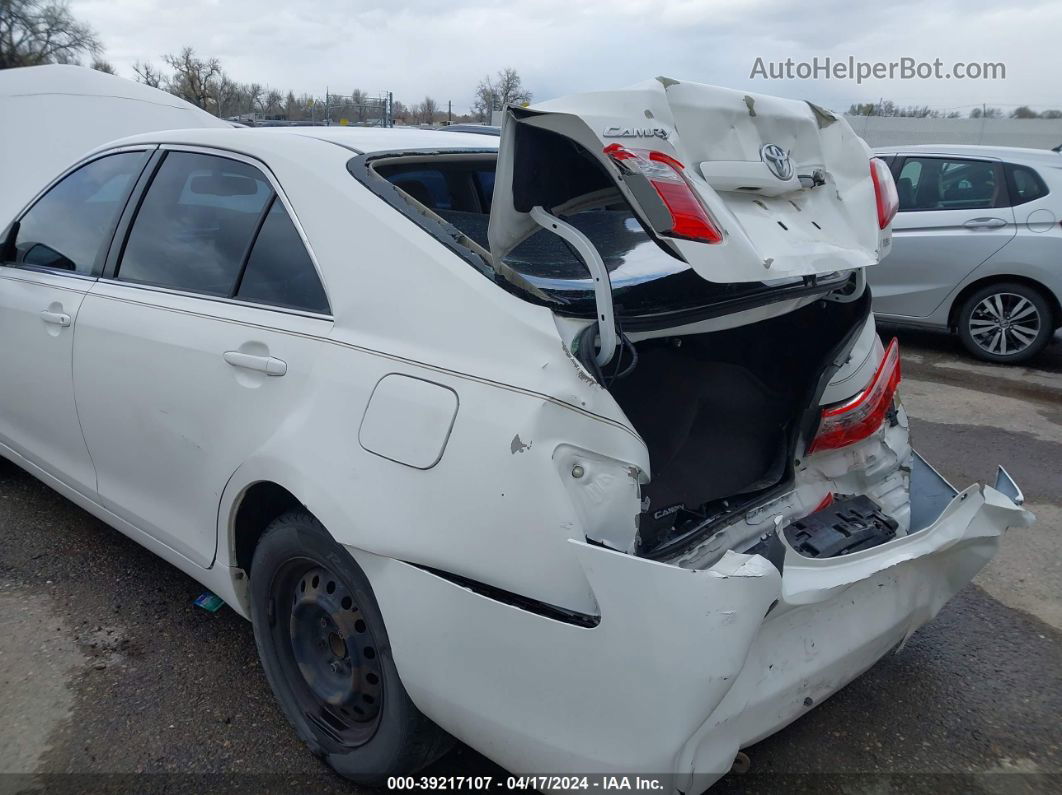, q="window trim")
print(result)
[1,145,156,279]
[101,144,332,318]
[347,148,501,281]
[1004,162,1050,206]
[893,155,1010,212]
